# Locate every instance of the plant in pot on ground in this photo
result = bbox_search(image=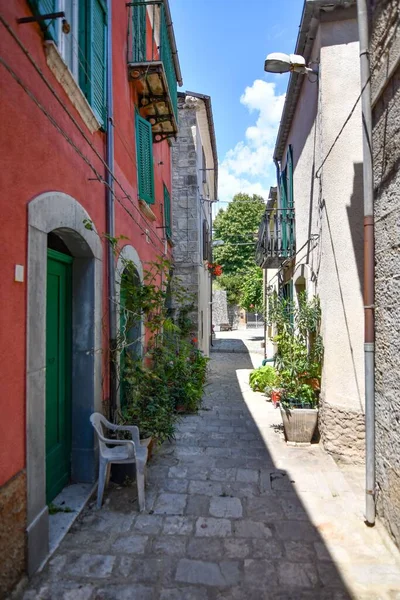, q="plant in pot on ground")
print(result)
[114,252,209,454]
[249,365,278,397]
[268,290,323,443]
